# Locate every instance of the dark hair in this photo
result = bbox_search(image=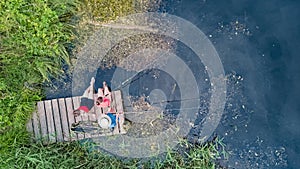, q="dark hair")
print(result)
[96,96,103,105]
[97,96,103,102]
